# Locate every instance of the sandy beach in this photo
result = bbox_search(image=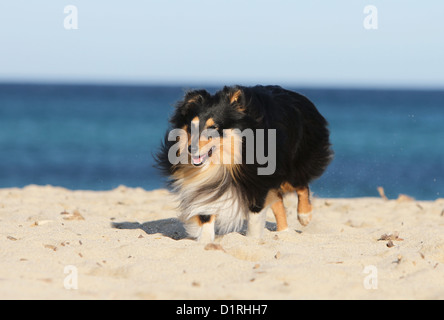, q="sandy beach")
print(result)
[1,185,443,300]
